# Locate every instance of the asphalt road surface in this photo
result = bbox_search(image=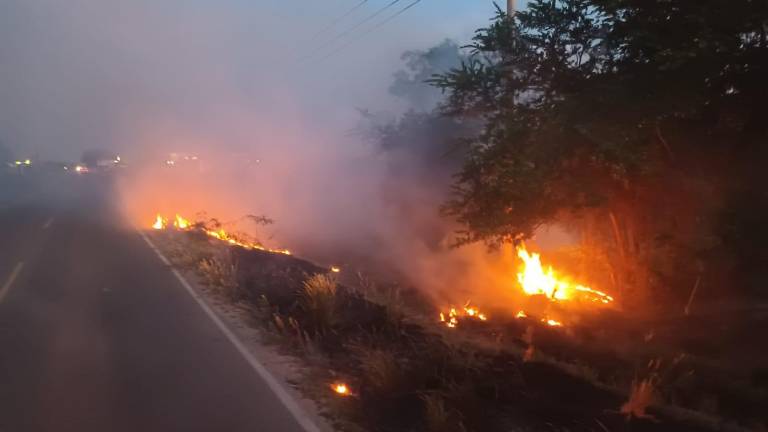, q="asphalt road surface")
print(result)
[0,173,311,432]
